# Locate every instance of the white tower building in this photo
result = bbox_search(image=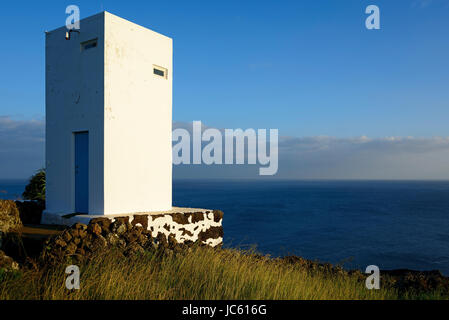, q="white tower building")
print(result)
[43,12,172,222]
